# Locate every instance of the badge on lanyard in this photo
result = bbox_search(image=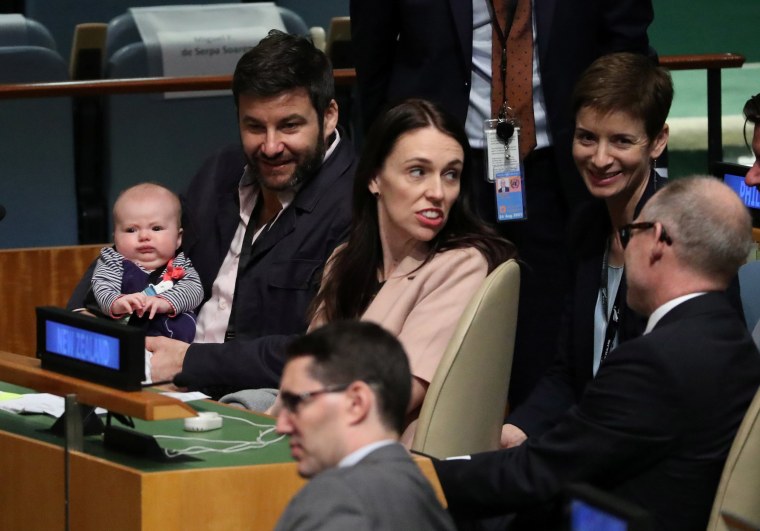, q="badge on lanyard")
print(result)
[484,115,527,222]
